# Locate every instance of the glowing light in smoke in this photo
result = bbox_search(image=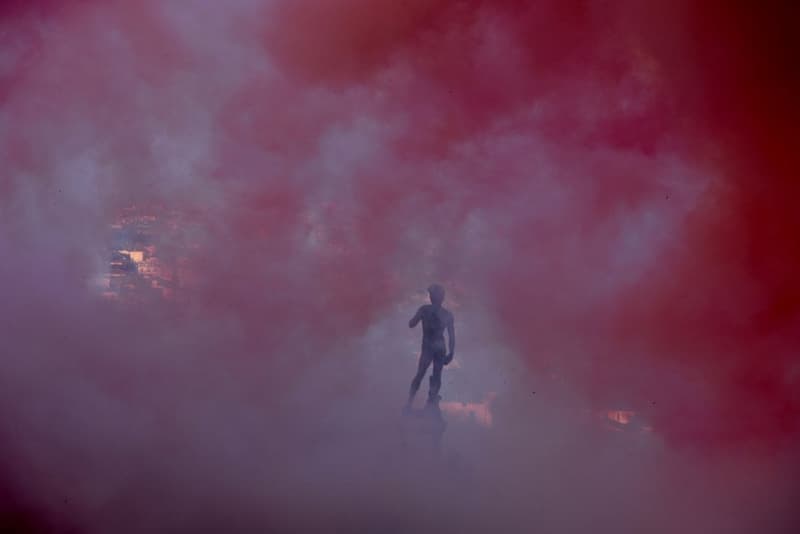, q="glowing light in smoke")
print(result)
[119,250,144,263]
[607,410,635,425]
[441,393,497,428]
